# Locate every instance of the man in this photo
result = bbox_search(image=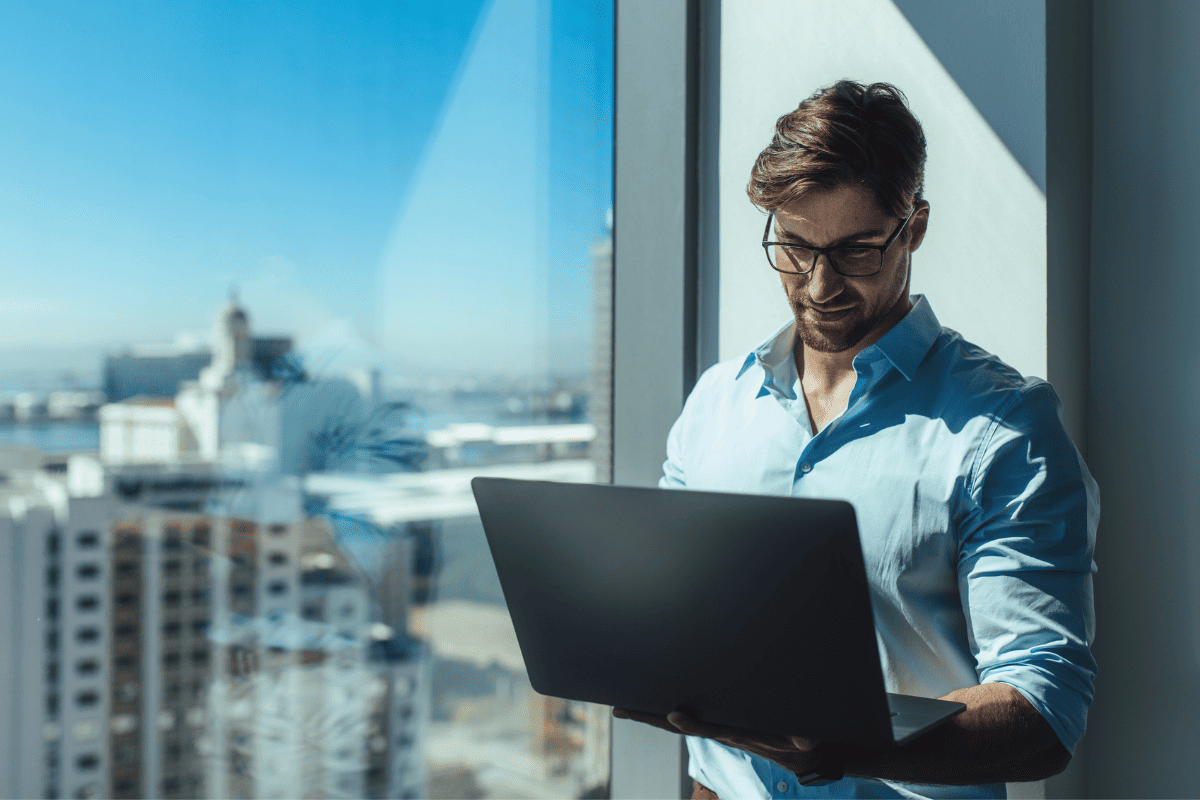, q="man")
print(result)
[613,81,1098,799]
